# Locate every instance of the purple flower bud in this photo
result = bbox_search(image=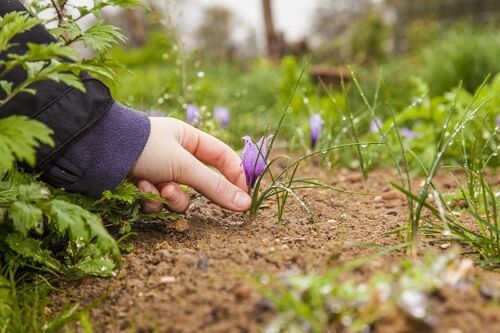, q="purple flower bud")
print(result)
[186,104,200,127]
[370,117,383,133]
[241,136,273,189]
[400,127,420,140]
[309,113,323,149]
[214,106,230,128]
